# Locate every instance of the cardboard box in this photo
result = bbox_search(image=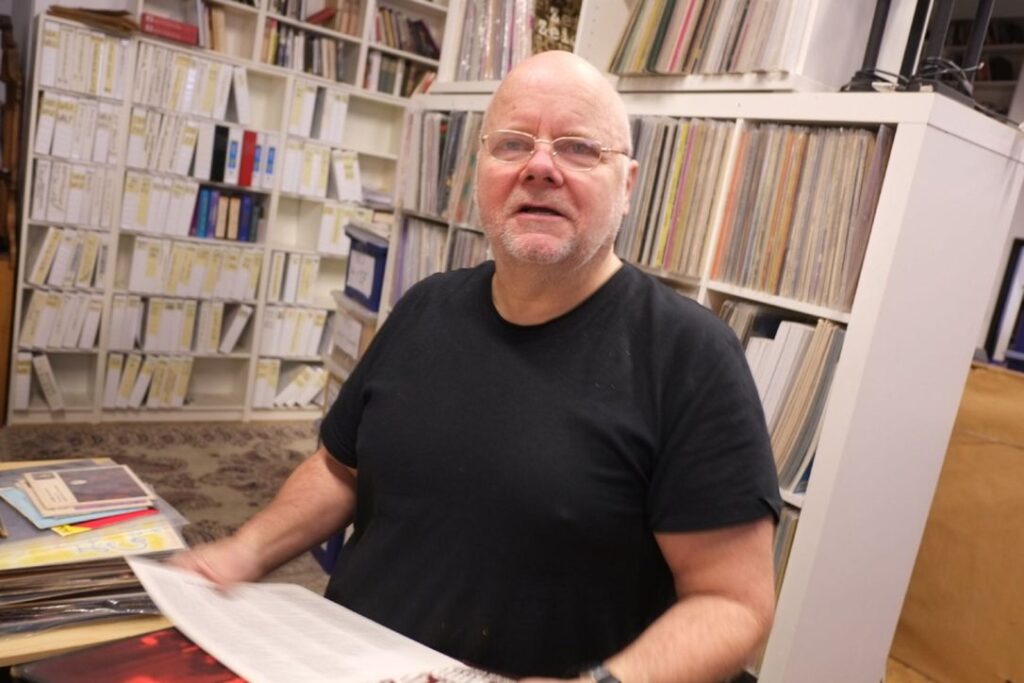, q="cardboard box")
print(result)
[327,290,378,376]
[343,224,388,312]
